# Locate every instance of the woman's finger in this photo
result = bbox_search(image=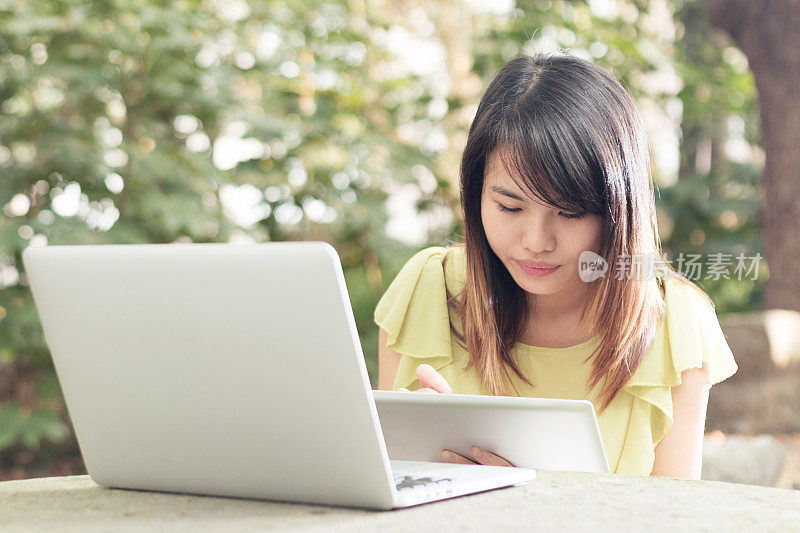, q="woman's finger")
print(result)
[441,450,475,464]
[397,386,440,393]
[469,446,514,467]
[416,364,453,394]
